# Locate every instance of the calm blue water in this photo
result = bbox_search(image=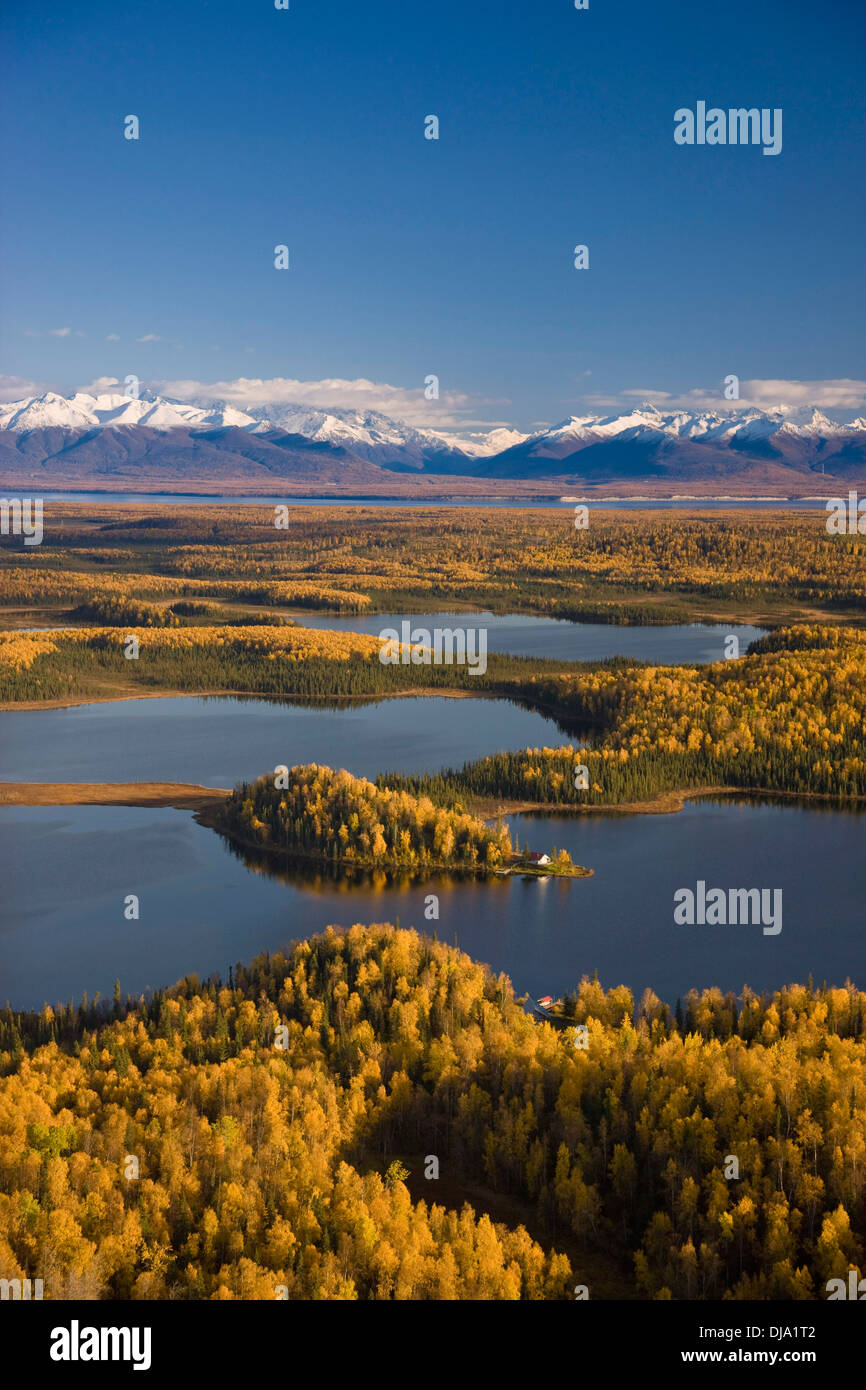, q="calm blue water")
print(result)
[0,658,860,1014]
[0,695,581,787]
[12,615,767,664]
[0,618,768,788]
[1,798,862,1011]
[0,617,766,787]
[35,493,829,510]
[293,614,767,664]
